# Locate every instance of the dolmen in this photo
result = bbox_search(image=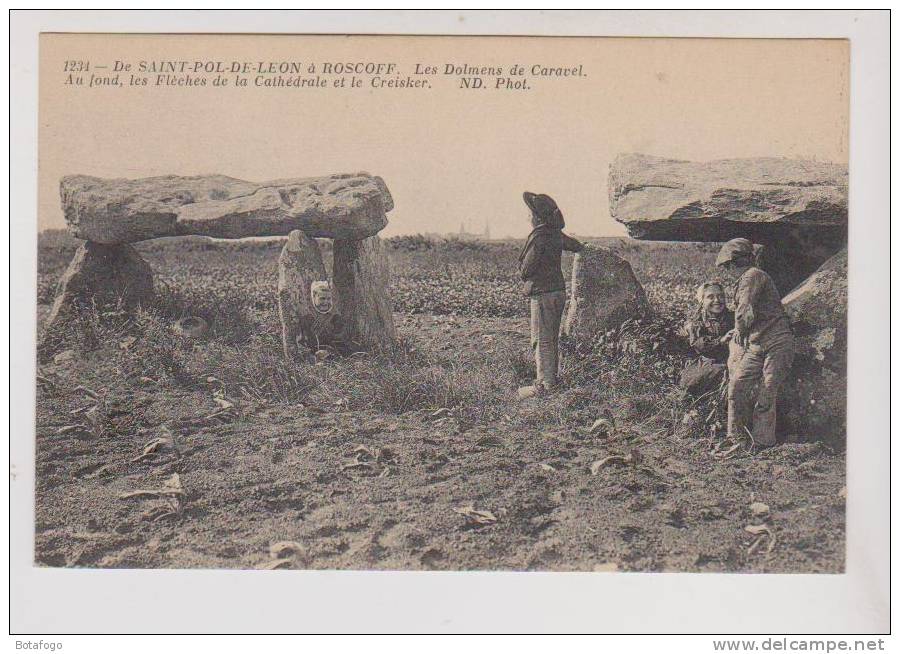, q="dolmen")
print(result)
[610,153,848,295]
[46,172,397,351]
[610,153,849,444]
